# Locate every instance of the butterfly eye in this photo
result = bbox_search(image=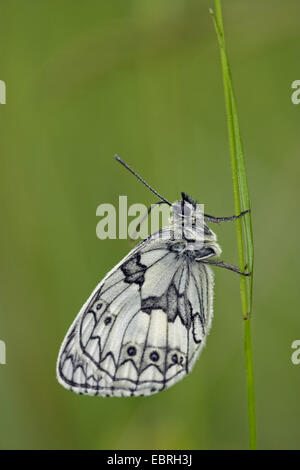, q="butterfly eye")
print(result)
[104,316,112,325]
[170,242,186,253]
